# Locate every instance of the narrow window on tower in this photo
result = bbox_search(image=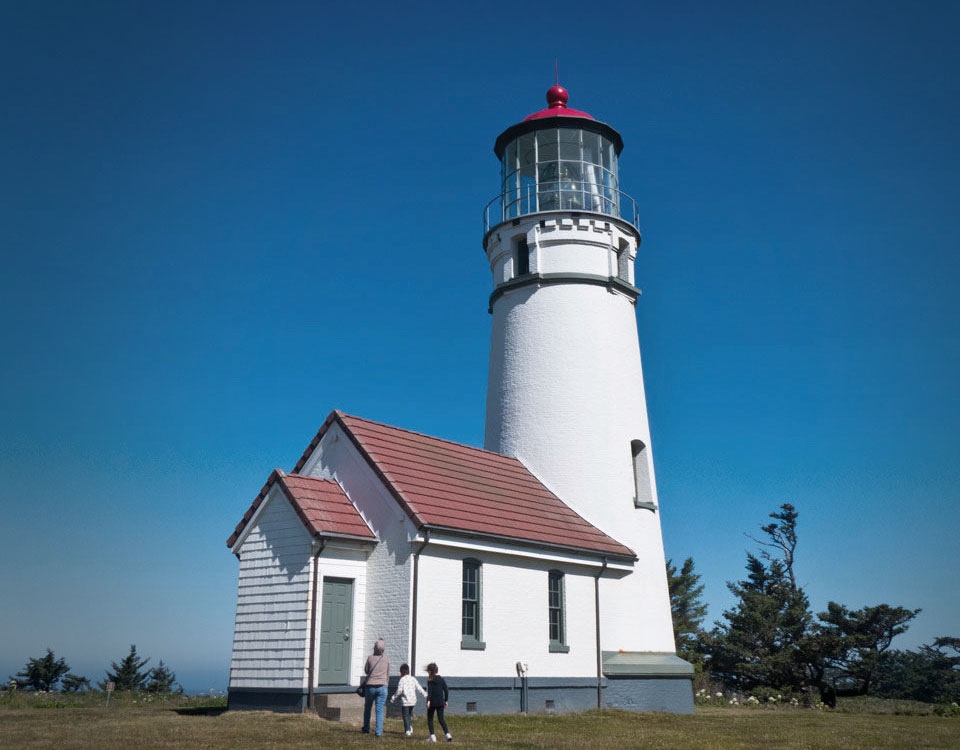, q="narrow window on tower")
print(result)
[515,237,530,277]
[461,559,485,650]
[548,570,569,652]
[631,439,656,510]
[617,238,631,283]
